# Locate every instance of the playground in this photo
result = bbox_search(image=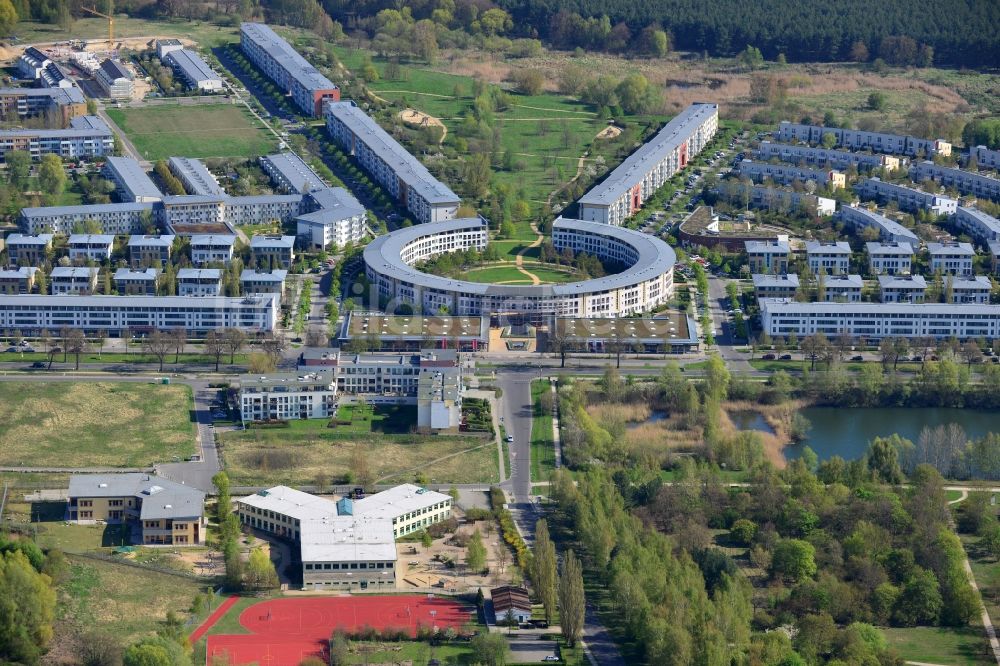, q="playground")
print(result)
[204,595,473,665]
